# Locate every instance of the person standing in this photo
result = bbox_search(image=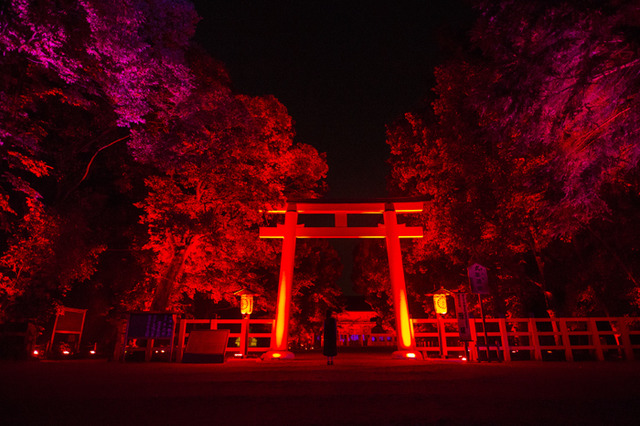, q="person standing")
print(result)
[323,310,337,365]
